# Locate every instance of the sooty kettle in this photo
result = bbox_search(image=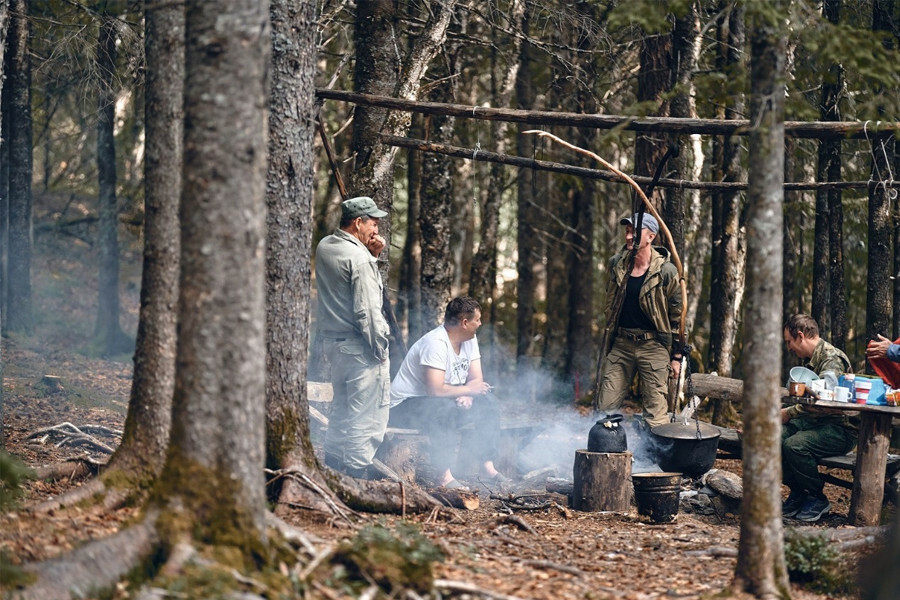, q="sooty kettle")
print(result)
[587,414,628,453]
